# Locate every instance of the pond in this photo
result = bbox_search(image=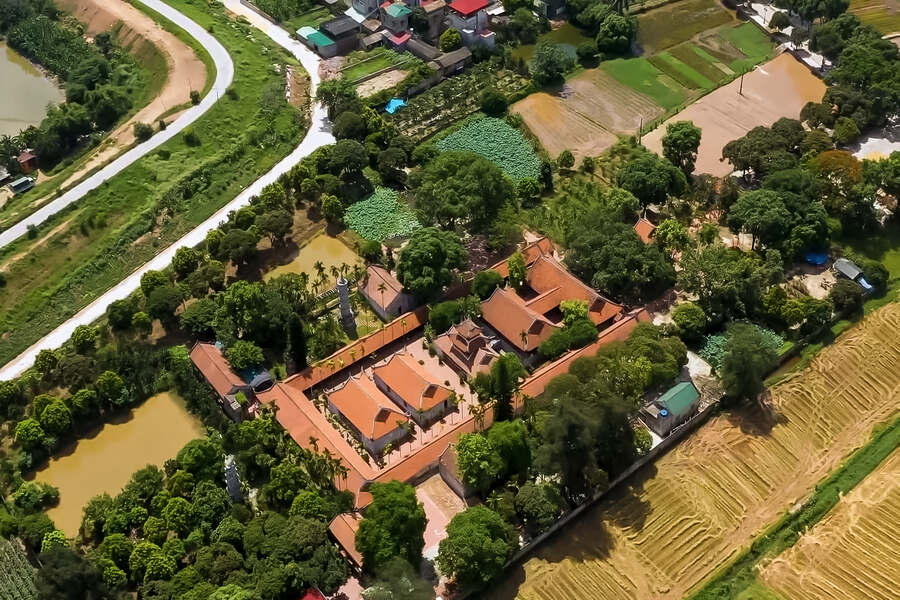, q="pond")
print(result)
[36,392,205,536]
[0,42,65,137]
[510,23,594,63]
[264,233,363,289]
